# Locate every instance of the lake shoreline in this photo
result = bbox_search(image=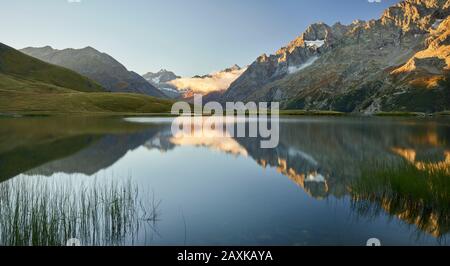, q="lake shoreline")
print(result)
[2,110,450,118]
